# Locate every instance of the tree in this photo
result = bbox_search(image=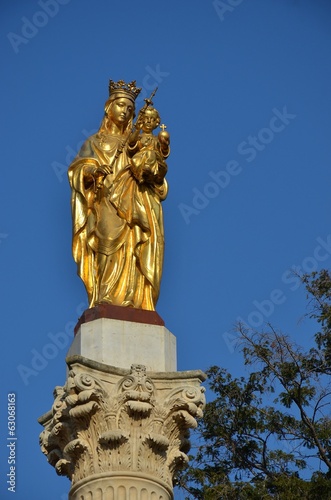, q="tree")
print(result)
[177,270,331,499]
